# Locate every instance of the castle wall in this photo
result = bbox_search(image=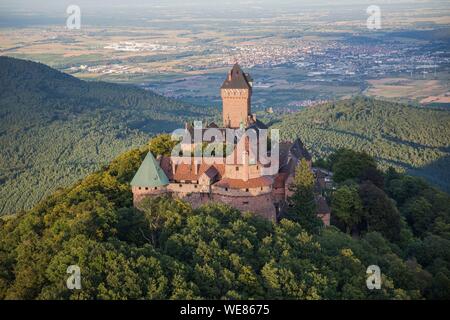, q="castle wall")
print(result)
[211,184,271,197]
[132,186,167,206]
[211,193,276,220]
[132,182,327,225]
[172,192,211,208]
[167,182,210,194]
[224,163,262,180]
[132,183,276,221]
